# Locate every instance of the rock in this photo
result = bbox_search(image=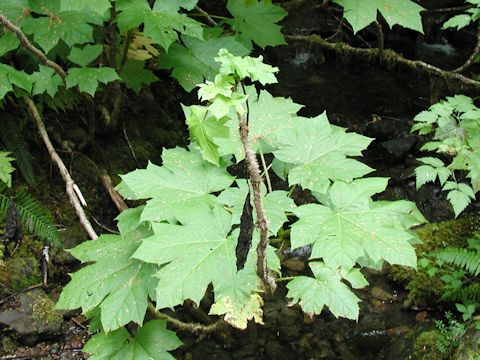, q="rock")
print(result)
[379,136,416,161]
[0,289,63,345]
[454,322,480,360]
[282,258,305,271]
[371,286,395,302]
